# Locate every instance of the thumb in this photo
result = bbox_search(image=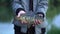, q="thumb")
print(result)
[17,10,25,17]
